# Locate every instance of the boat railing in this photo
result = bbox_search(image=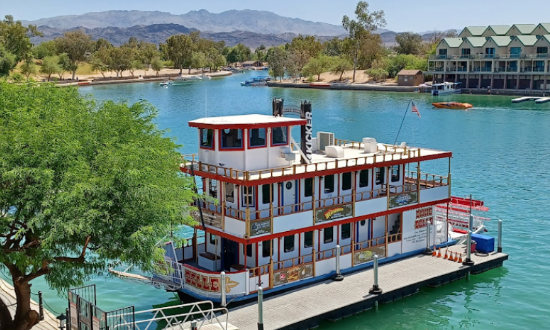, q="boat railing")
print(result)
[181,144,426,182]
[406,171,449,188]
[273,254,313,270]
[248,264,270,277]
